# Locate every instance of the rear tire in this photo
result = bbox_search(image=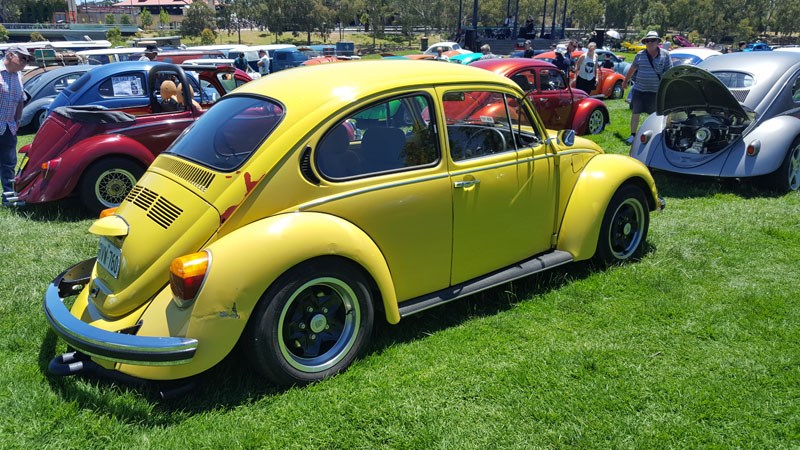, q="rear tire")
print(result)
[611,80,624,99]
[245,259,374,386]
[765,138,800,192]
[594,185,649,264]
[79,157,144,214]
